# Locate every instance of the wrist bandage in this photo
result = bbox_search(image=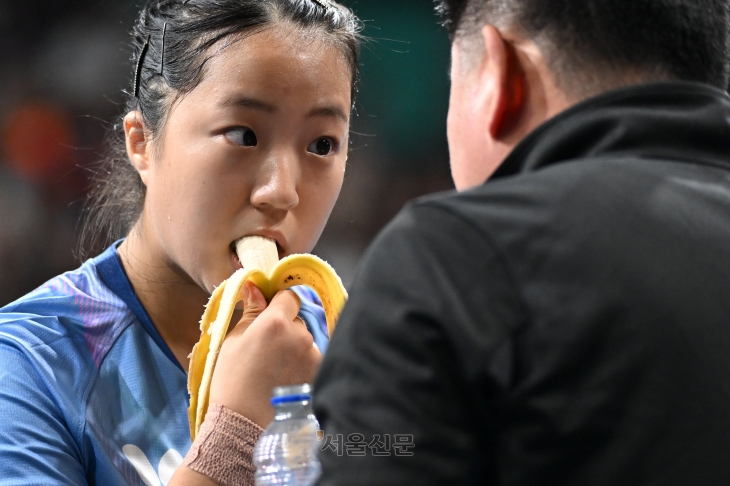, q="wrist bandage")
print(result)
[183,403,264,486]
